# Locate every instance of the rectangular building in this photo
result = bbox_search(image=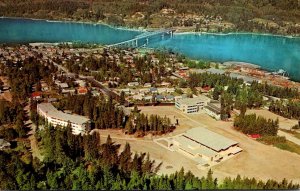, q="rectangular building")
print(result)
[170,127,242,167]
[175,95,211,113]
[204,101,222,120]
[37,103,90,135]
